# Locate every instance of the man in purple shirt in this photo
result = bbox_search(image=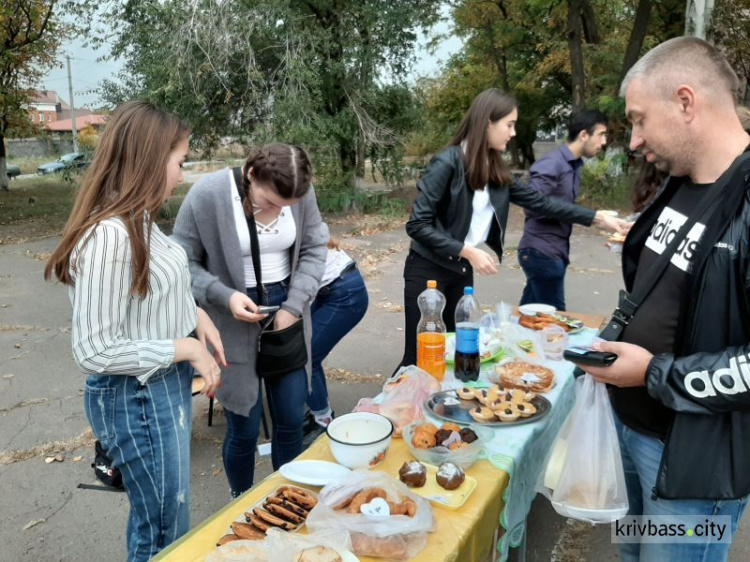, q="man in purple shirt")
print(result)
[517,110,608,310]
